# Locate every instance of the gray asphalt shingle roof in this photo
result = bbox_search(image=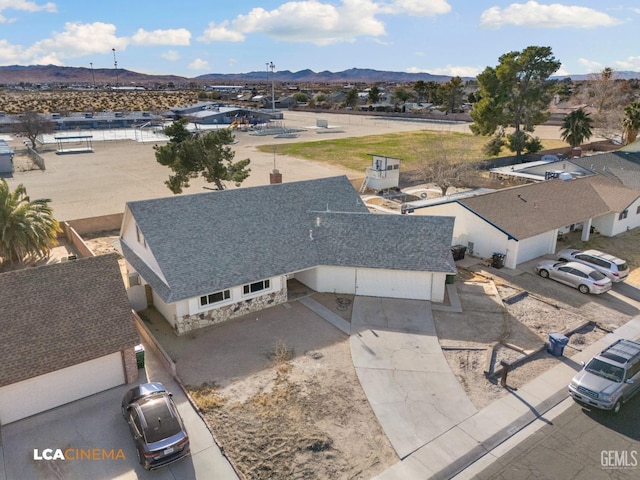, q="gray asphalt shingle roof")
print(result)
[570,151,640,189]
[0,253,139,387]
[123,176,455,303]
